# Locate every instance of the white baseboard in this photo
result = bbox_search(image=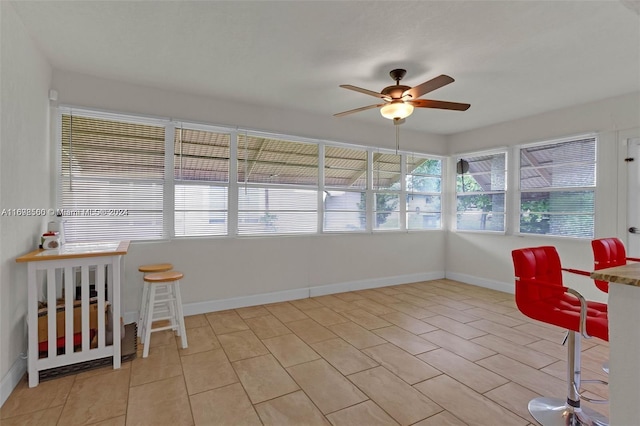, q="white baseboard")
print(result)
[1,356,26,408]
[309,272,445,297]
[445,271,514,294]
